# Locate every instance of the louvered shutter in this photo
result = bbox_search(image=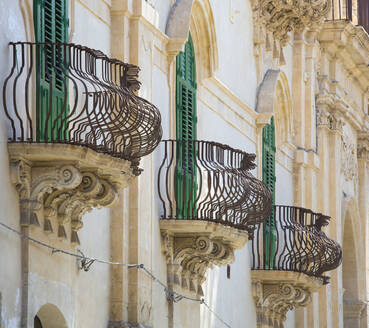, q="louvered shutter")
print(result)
[175,35,197,218]
[262,117,276,268]
[34,0,69,141]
